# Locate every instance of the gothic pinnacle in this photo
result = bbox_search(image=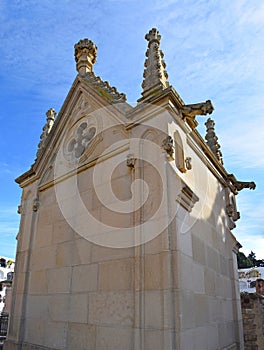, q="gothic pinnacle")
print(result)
[138,28,169,101]
[74,38,97,75]
[205,118,223,165]
[36,108,57,158]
